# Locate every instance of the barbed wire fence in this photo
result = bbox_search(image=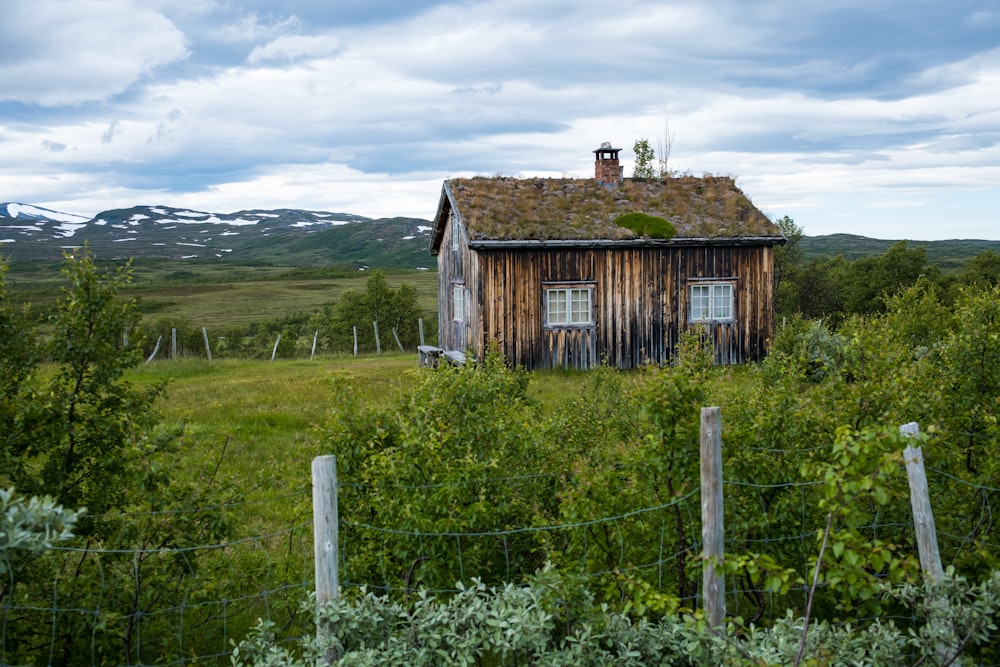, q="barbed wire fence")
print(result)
[4,417,998,666]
